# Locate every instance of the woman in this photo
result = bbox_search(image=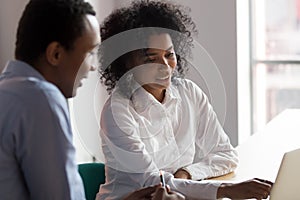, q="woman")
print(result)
[97,1,272,199]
